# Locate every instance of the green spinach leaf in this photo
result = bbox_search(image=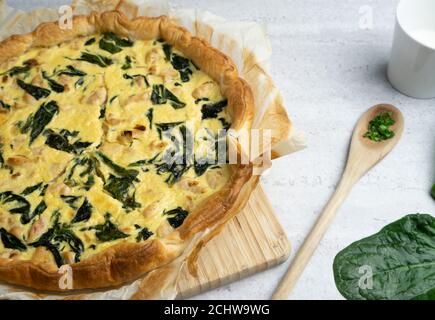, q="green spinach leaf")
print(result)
[42,71,64,93]
[201,100,228,119]
[17,79,51,100]
[44,128,92,154]
[61,195,81,209]
[151,84,185,109]
[57,65,87,77]
[0,228,26,251]
[84,37,96,46]
[71,198,92,223]
[333,214,435,300]
[91,213,129,242]
[136,227,153,242]
[78,52,113,68]
[30,212,84,267]
[0,100,11,111]
[164,207,188,228]
[23,101,59,144]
